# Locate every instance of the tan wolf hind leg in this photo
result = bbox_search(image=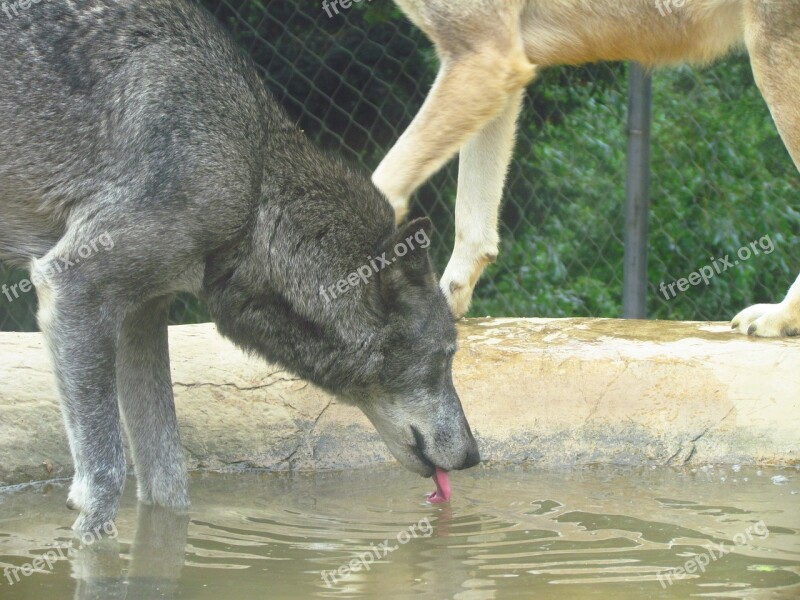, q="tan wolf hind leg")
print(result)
[732,2,800,337]
[372,42,535,223]
[440,87,527,318]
